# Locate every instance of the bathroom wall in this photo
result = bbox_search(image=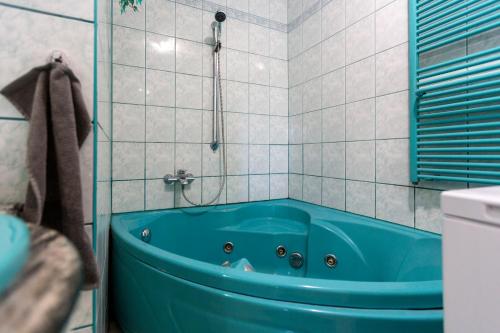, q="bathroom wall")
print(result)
[111,0,289,212]
[0,1,105,332]
[287,0,450,234]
